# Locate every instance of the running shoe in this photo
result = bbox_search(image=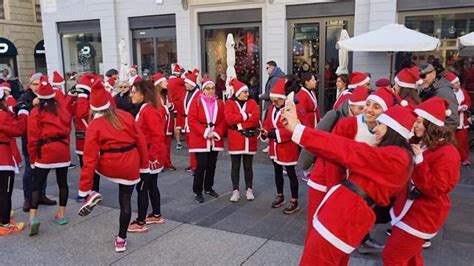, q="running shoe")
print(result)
[0,222,24,235]
[115,237,127,252]
[357,237,385,254]
[229,190,240,202]
[127,220,149,233]
[145,214,165,225]
[271,196,286,208]
[54,213,68,225]
[78,192,102,217]
[205,189,219,198]
[283,201,300,214]
[246,188,255,201]
[195,194,204,203]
